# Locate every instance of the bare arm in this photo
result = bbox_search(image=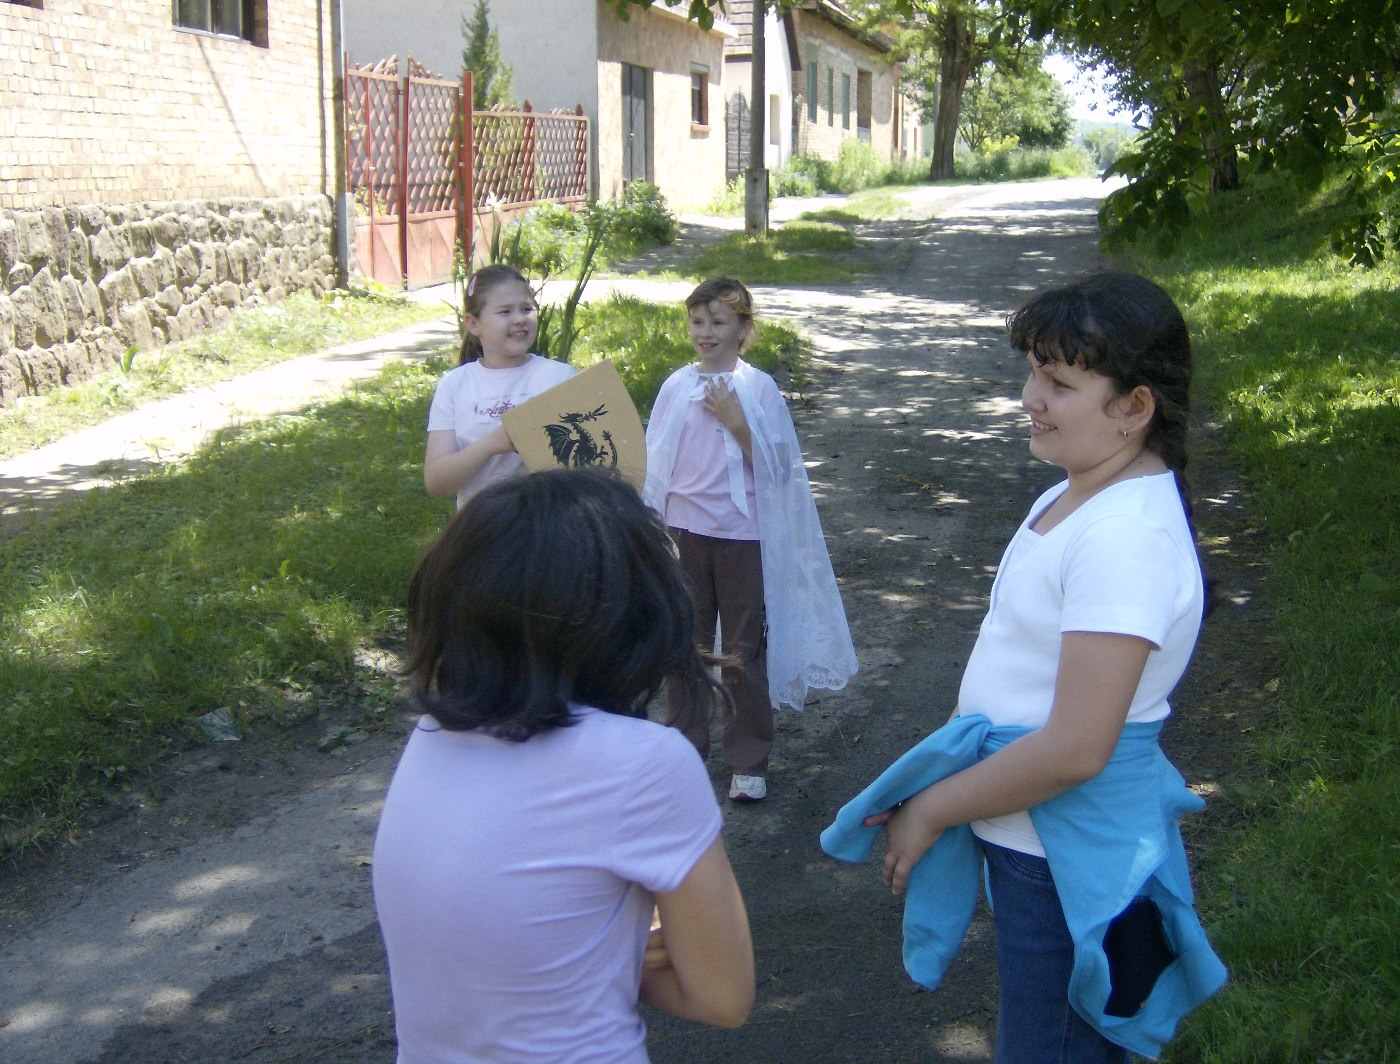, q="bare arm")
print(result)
[422,427,515,498]
[639,836,755,1028]
[879,631,1152,895]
